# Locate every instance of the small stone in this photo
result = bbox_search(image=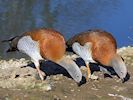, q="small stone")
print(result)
[91,87,98,91]
[71,89,74,92]
[78,89,80,91]
[70,83,74,86]
[64,96,67,98]
[90,74,99,80]
[131,63,133,66]
[53,76,60,81]
[53,95,61,100]
[42,84,52,91]
[52,74,63,81]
